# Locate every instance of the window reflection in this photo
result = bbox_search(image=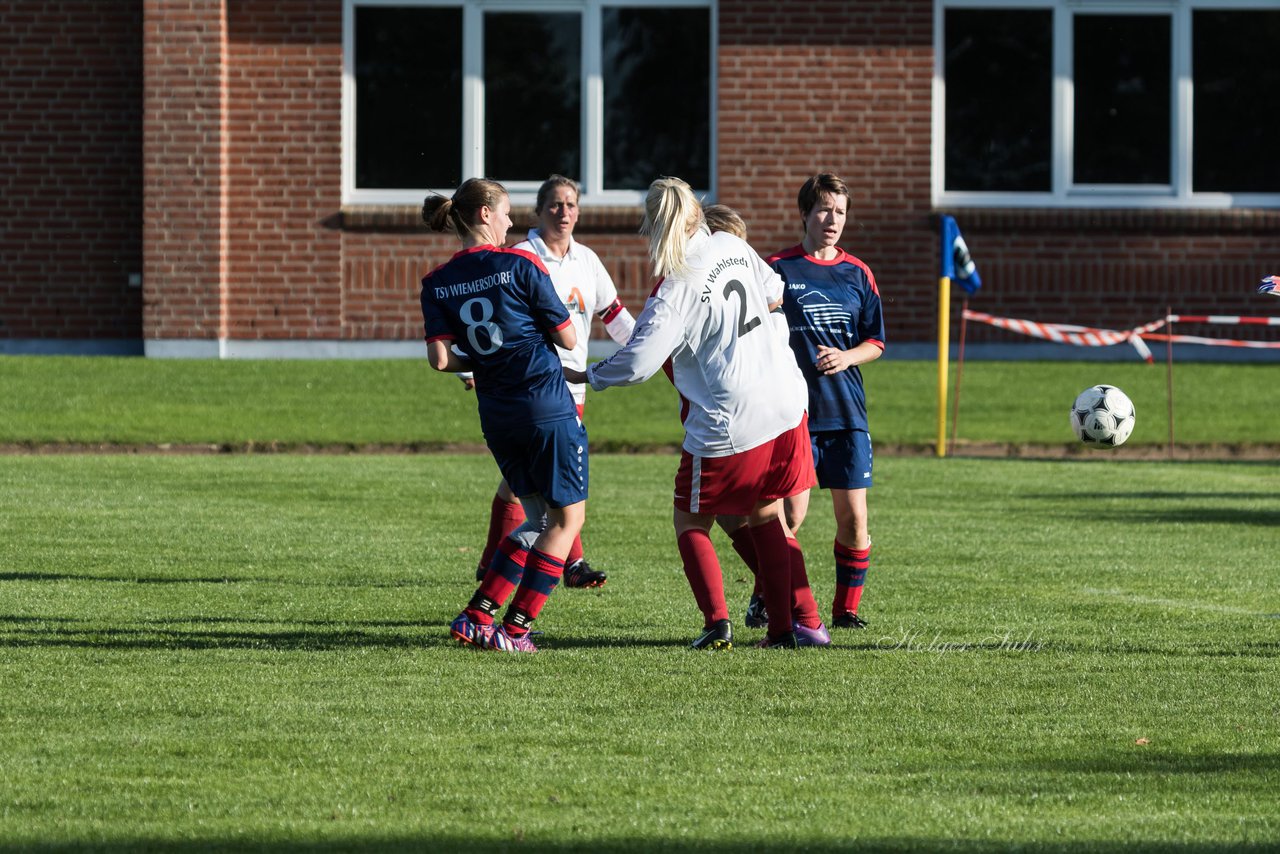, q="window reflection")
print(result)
[355,7,462,190]
[485,12,581,182]
[602,7,710,190]
[944,9,1052,192]
[1073,15,1170,185]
